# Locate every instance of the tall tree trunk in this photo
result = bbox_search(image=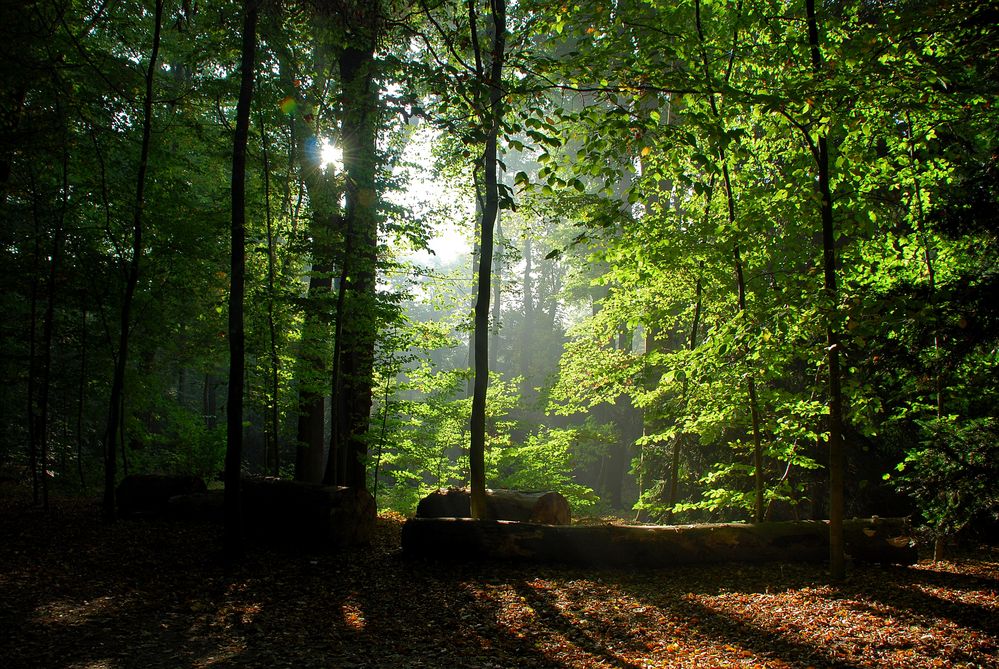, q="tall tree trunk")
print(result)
[469,0,506,520]
[38,116,69,512]
[467,197,481,399]
[294,275,331,483]
[335,32,380,491]
[76,306,88,490]
[520,232,532,382]
[224,0,258,563]
[26,170,42,505]
[694,0,764,522]
[666,261,705,521]
[264,12,340,484]
[805,0,846,580]
[490,210,502,370]
[258,111,281,476]
[103,0,163,522]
